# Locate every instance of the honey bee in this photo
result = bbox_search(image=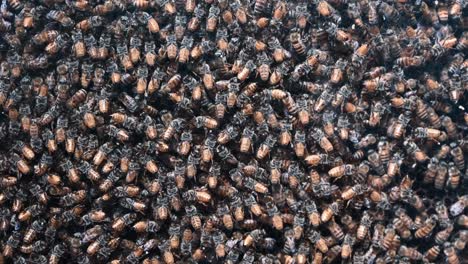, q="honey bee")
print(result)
[446,163,460,189]
[183,0,196,12]
[399,245,423,261]
[183,189,212,204]
[11,153,30,174]
[48,243,66,264]
[178,36,193,64]
[23,219,46,244]
[116,43,133,70]
[216,204,233,230]
[243,229,265,247]
[67,89,87,109]
[308,230,328,253]
[177,131,192,156]
[238,60,256,81]
[450,195,468,217]
[450,143,465,170]
[321,201,340,224]
[182,205,201,230]
[289,32,306,57]
[314,90,333,113]
[206,5,220,32]
[415,215,438,238]
[46,10,74,27]
[341,184,367,201]
[194,116,218,130]
[356,211,372,240]
[269,37,288,63]
[328,164,355,178]
[404,139,428,163]
[341,234,355,259]
[396,56,425,68]
[435,224,454,245]
[256,135,276,159]
[188,5,205,31]
[165,34,178,61]
[120,198,147,213]
[3,231,21,257]
[454,230,468,251]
